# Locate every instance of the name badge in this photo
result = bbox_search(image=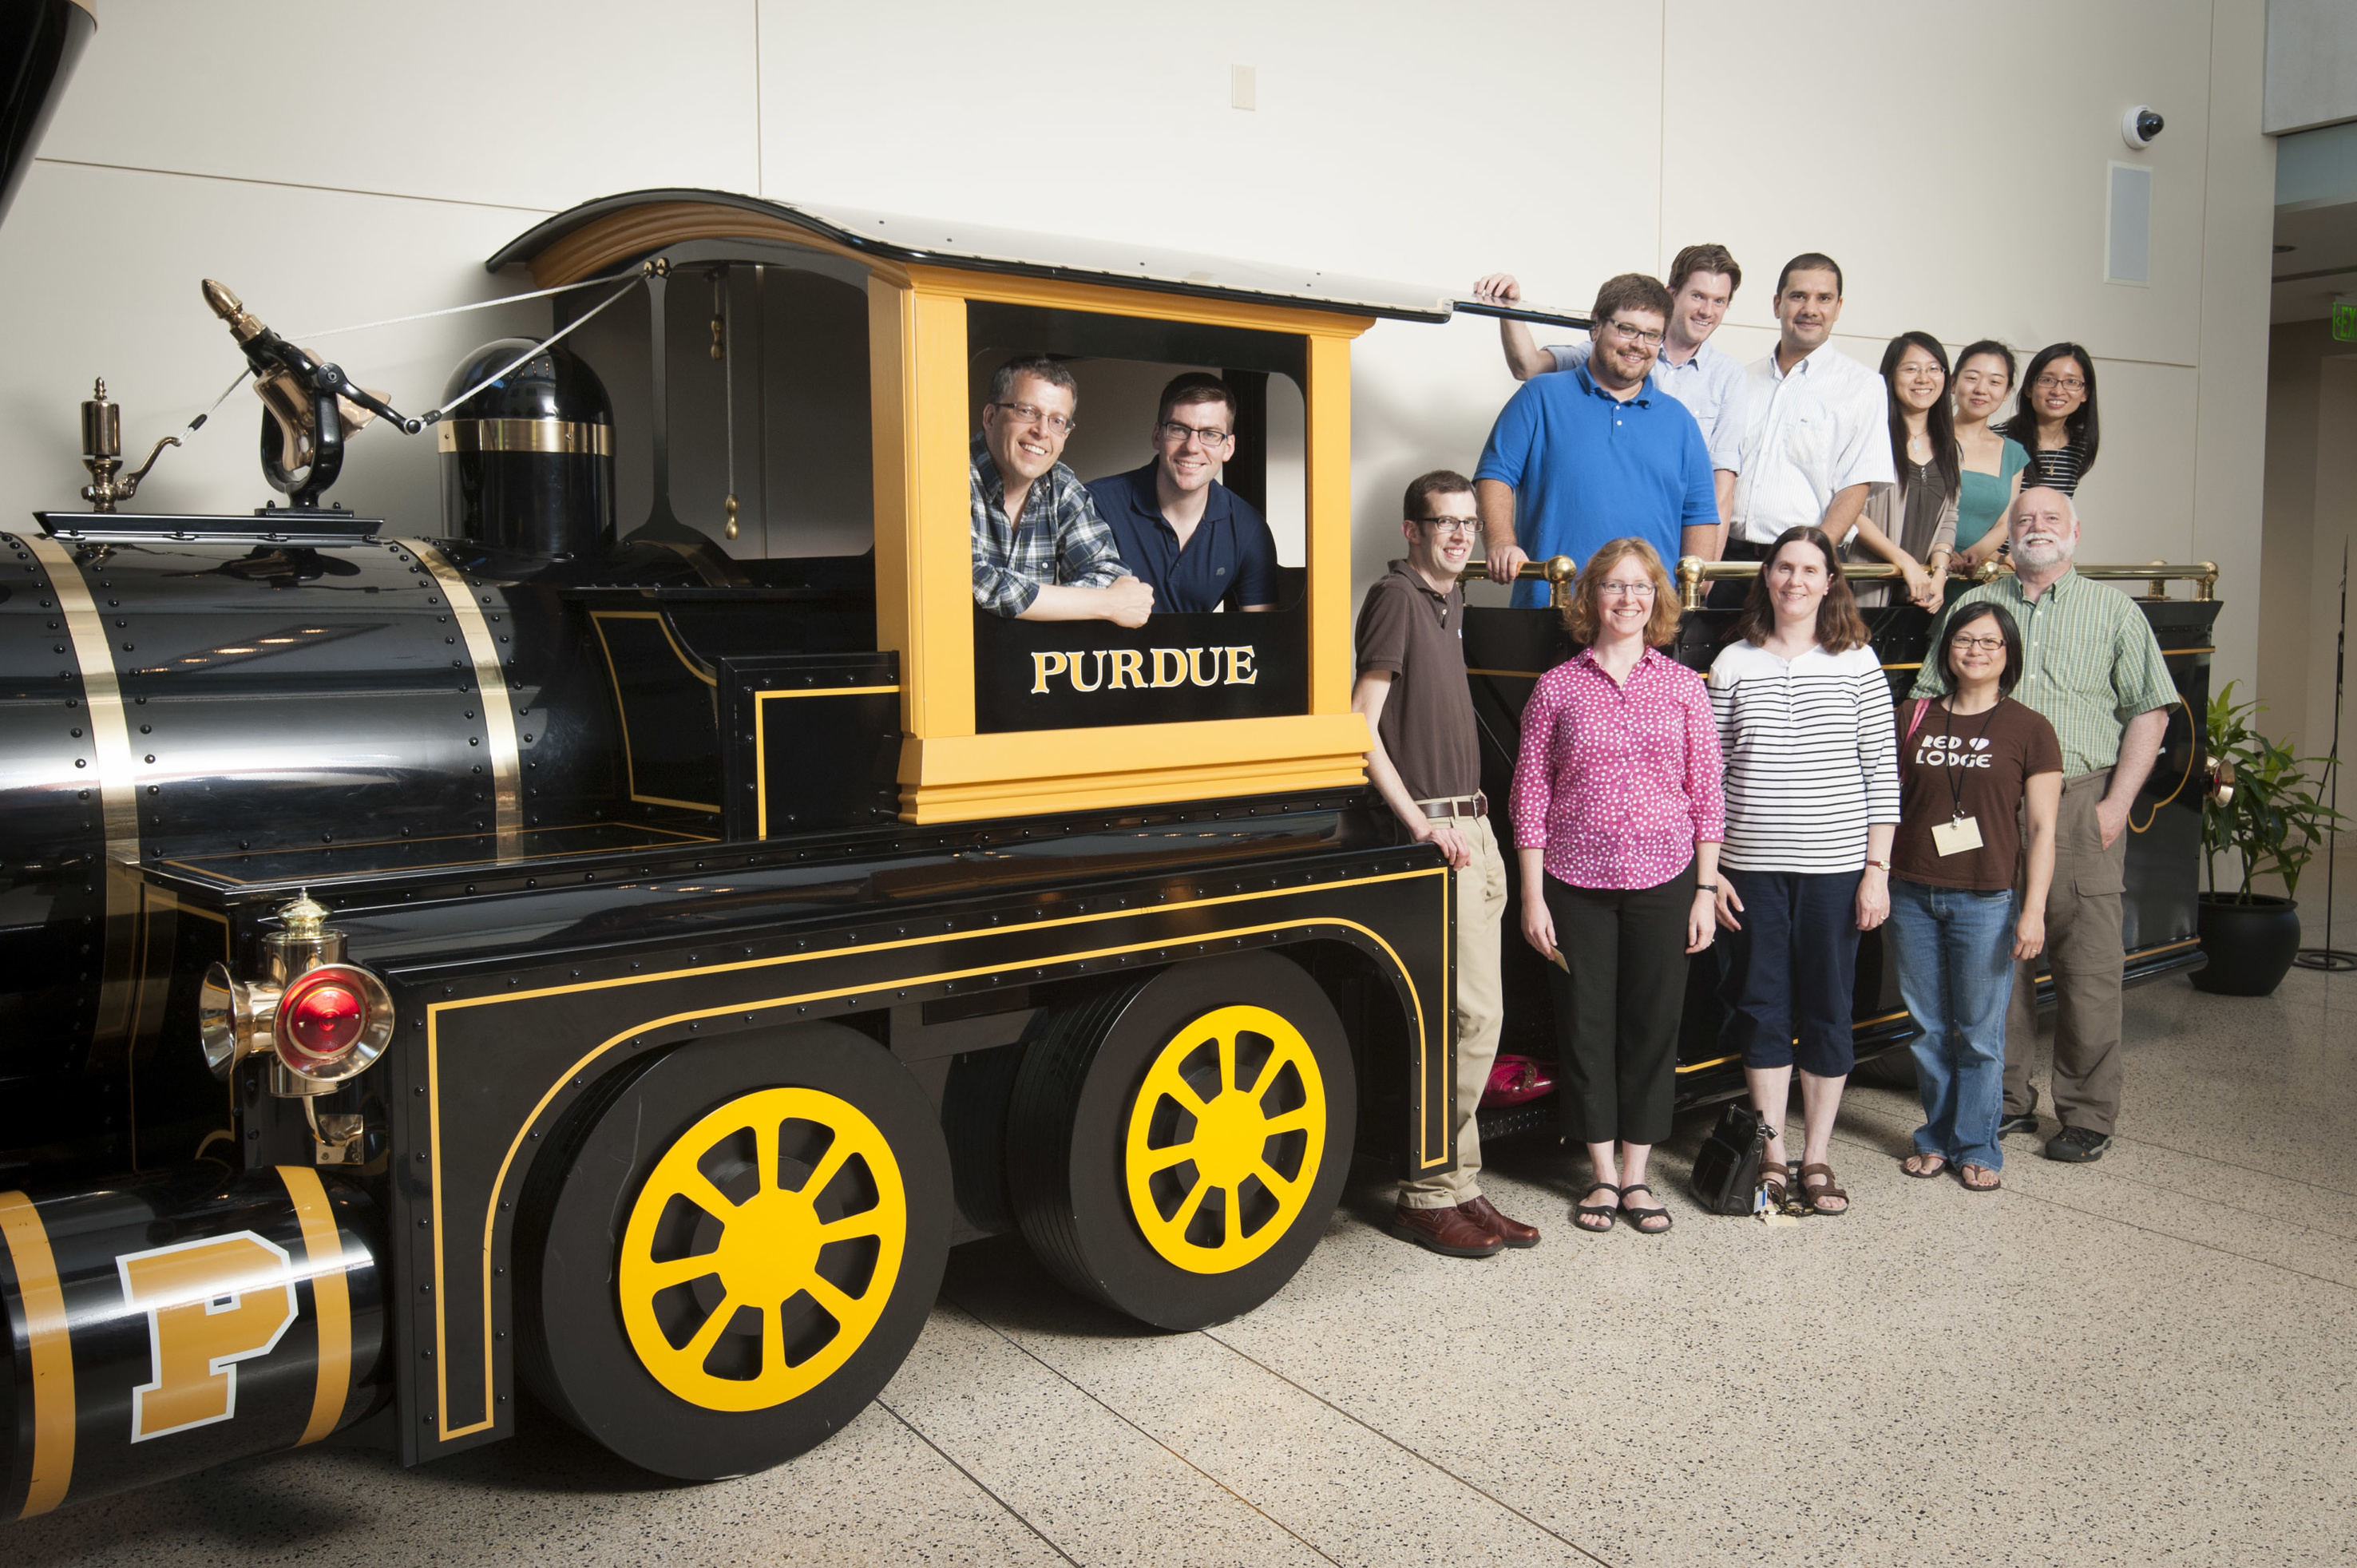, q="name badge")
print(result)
[1931,816,1984,857]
